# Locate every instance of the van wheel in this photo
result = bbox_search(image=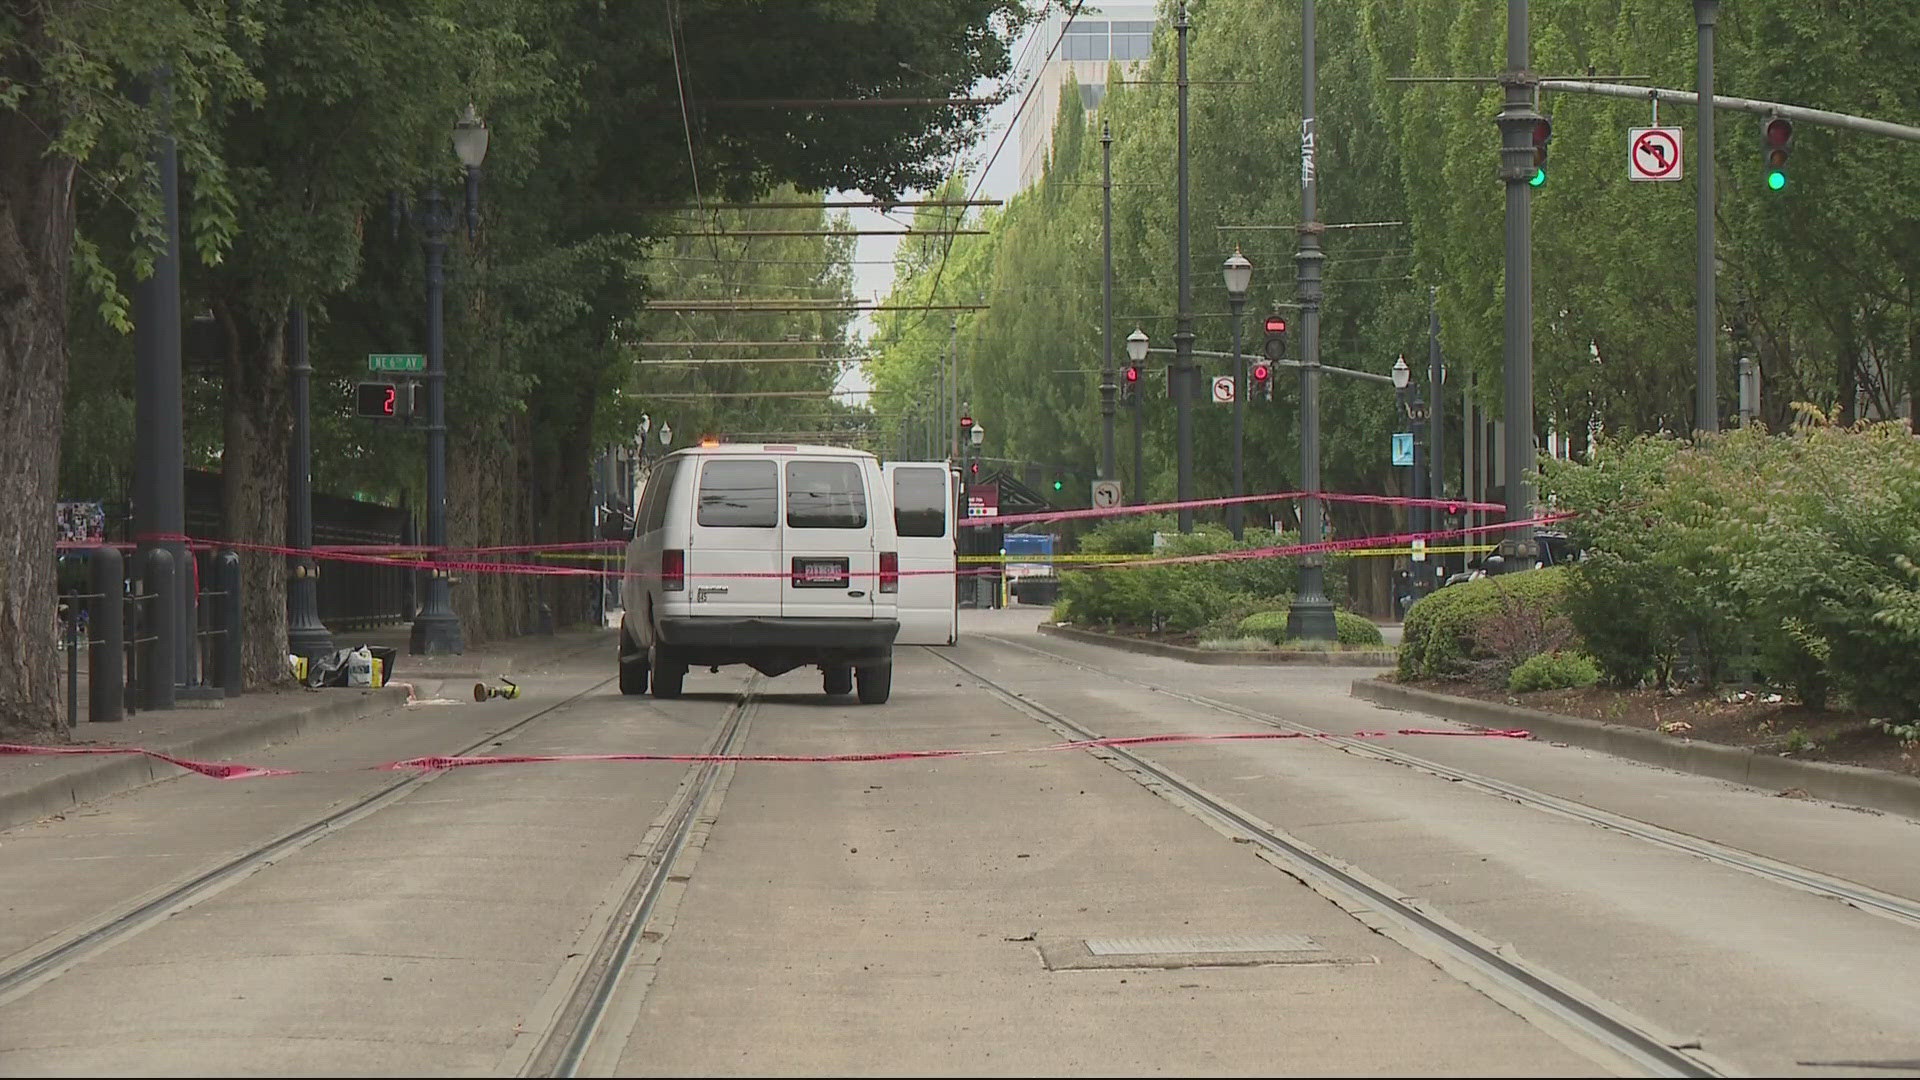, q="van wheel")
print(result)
[822,666,853,696]
[618,624,649,696]
[650,651,686,699]
[855,663,891,705]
